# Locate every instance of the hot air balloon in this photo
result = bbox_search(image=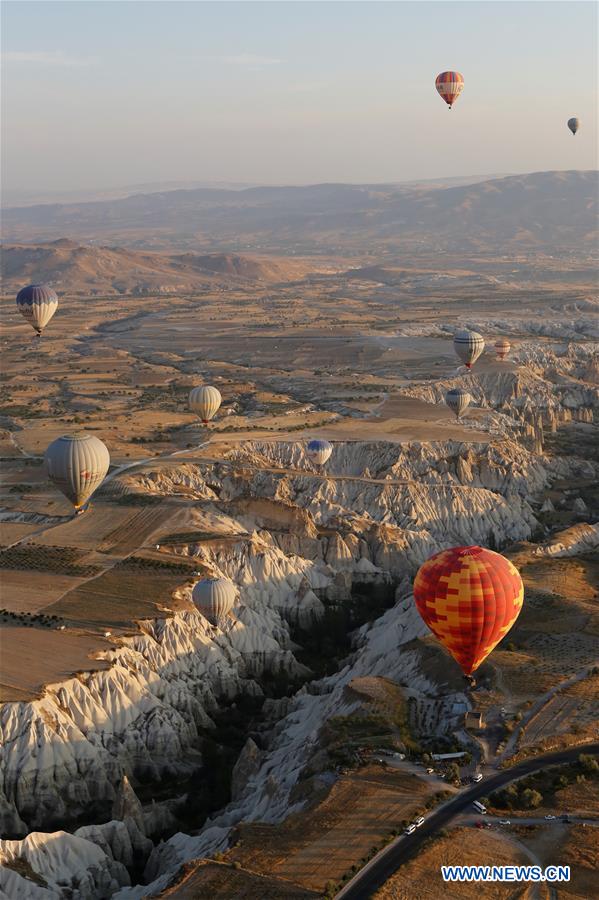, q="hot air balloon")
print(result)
[494,339,511,361]
[567,117,580,136]
[306,439,333,466]
[192,577,236,626]
[453,330,485,369]
[45,433,110,512]
[413,545,523,677]
[435,71,464,109]
[16,284,58,336]
[189,386,222,424]
[445,388,471,419]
